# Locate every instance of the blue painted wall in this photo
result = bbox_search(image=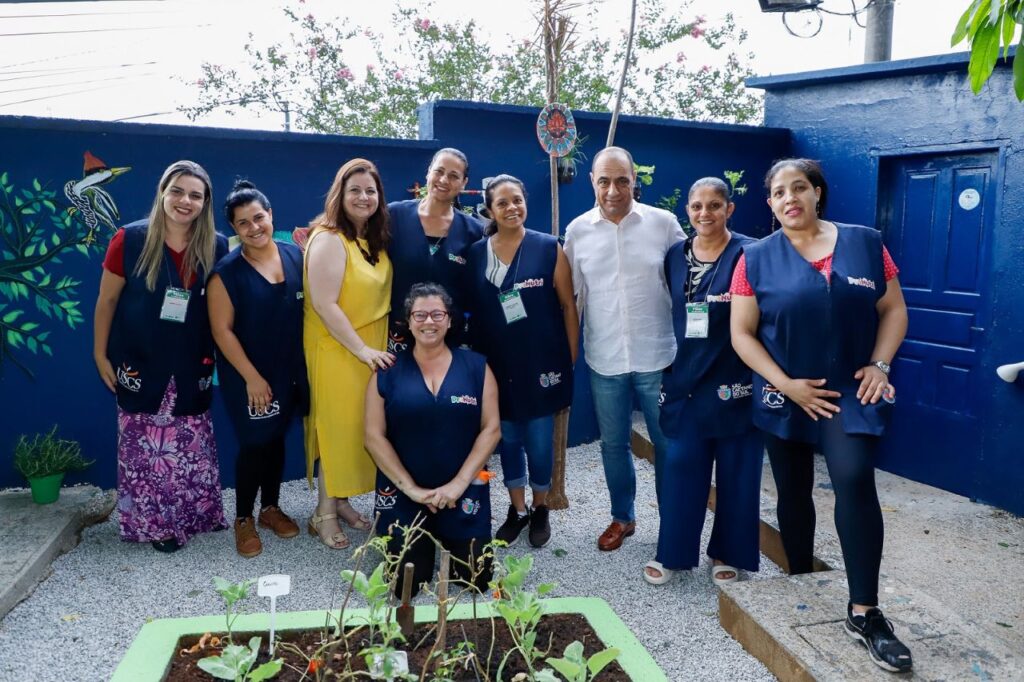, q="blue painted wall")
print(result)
[748,50,1024,515]
[0,103,789,490]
